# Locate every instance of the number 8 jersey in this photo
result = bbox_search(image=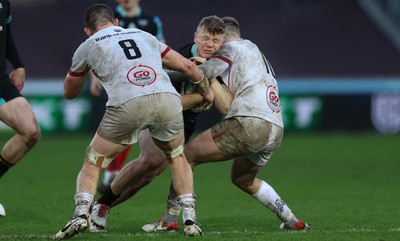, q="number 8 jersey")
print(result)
[69,26,179,107]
